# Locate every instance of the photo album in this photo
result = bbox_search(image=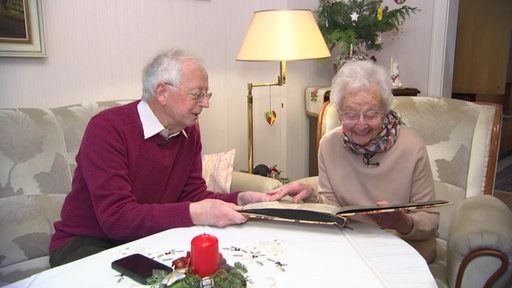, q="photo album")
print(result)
[240,200,451,226]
